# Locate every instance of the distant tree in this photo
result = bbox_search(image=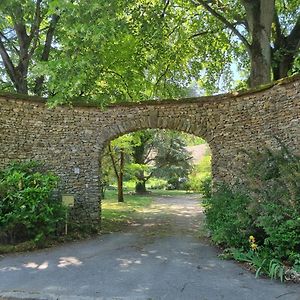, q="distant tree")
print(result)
[131,130,193,193]
[131,131,155,194]
[152,131,193,188]
[102,130,193,197]
[103,134,141,202]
